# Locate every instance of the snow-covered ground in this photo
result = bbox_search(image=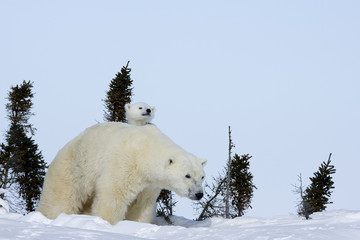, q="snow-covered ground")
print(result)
[0,210,360,239]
